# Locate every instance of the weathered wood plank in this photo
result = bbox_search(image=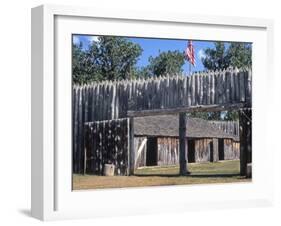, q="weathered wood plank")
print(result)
[206,74,210,105]
[225,70,231,103]
[245,70,252,104]
[239,71,245,102]
[186,76,191,106]
[191,74,196,106]
[73,87,79,172]
[221,70,226,104]
[210,72,215,104]
[129,117,135,175]
[200,74,204,105]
